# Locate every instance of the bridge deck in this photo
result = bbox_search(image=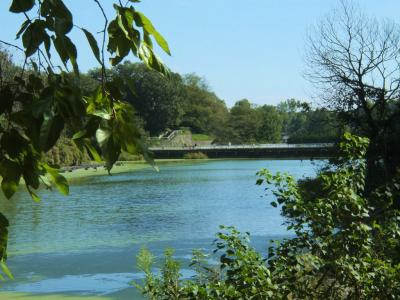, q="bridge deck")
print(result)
[149,143,337,159]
